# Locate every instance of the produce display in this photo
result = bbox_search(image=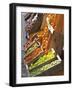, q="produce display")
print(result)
[22,13,63,77]
[30,59,61,76]
[29,49,56,70]
[24,14,58,65]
